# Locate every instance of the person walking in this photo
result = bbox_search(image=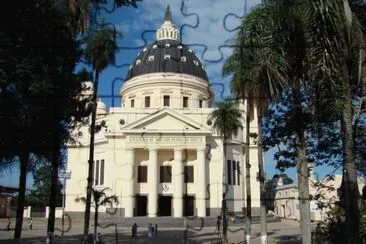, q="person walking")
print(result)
[216,215,221,231]
[148,223,153,238]
[131,223,138,238]
[6,217,10,231]
[28,218,33,230]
